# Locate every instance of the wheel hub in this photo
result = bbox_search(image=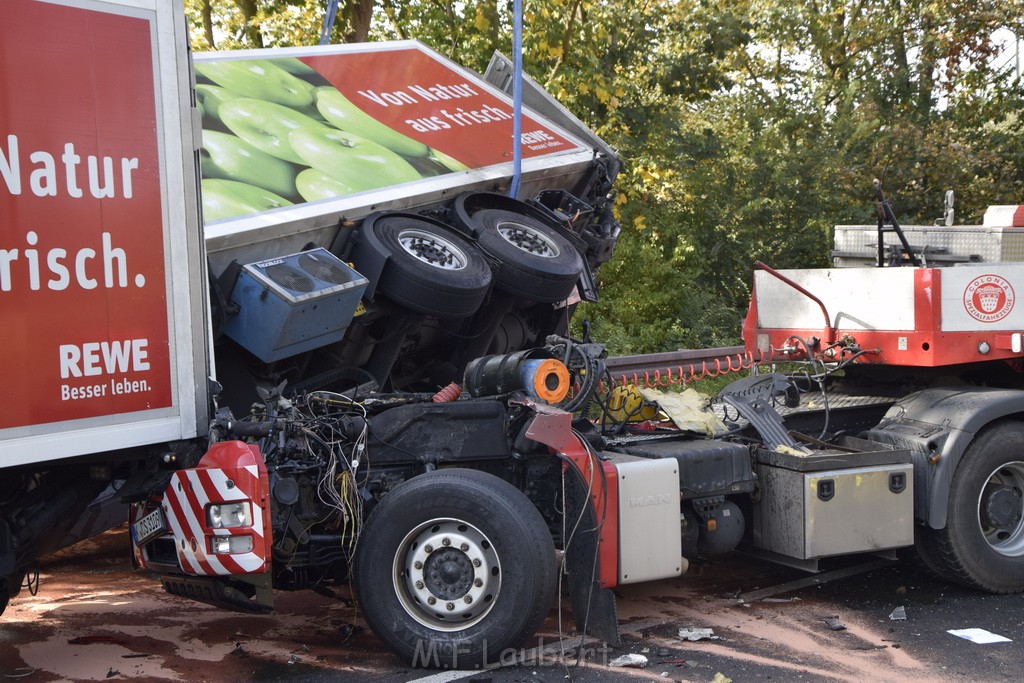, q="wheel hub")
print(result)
[977,461,1024,556]
[496,220,560,258]
[397,229,468,270]
[395,518,502,630]
[981,483,1023,530]
[424,548,473,599]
